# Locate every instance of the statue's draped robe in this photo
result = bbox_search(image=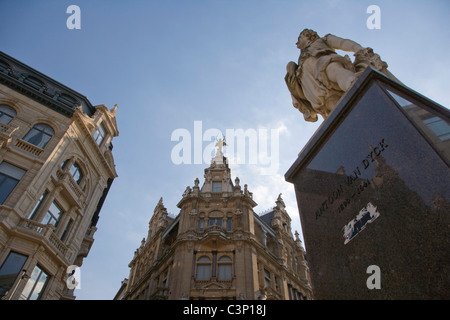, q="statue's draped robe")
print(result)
[291,34,363,121]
